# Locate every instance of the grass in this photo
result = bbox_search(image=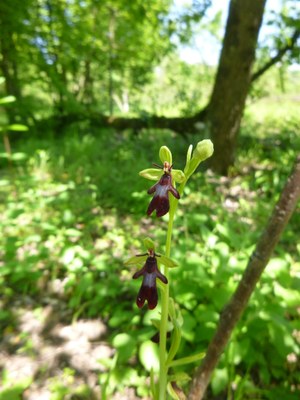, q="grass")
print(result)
[0,114,299,399]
